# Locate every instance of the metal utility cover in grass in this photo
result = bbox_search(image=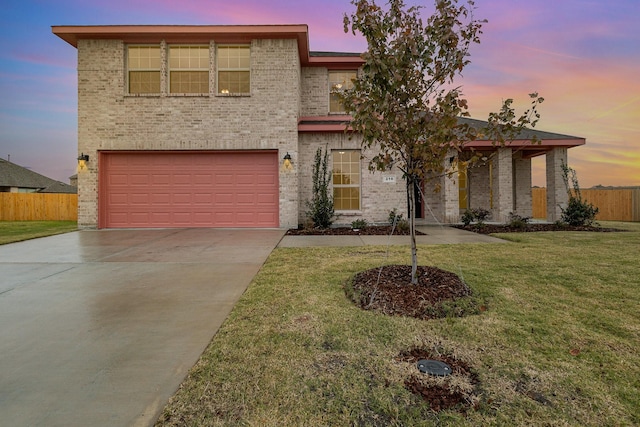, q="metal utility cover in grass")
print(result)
[417,359,452,376]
